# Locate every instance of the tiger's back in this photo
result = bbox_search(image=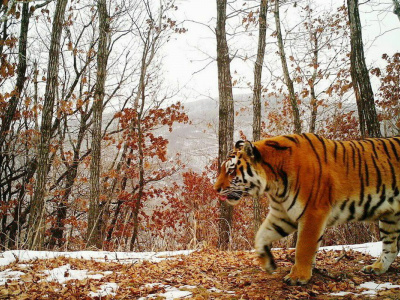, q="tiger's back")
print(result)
[266,134,400,226]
